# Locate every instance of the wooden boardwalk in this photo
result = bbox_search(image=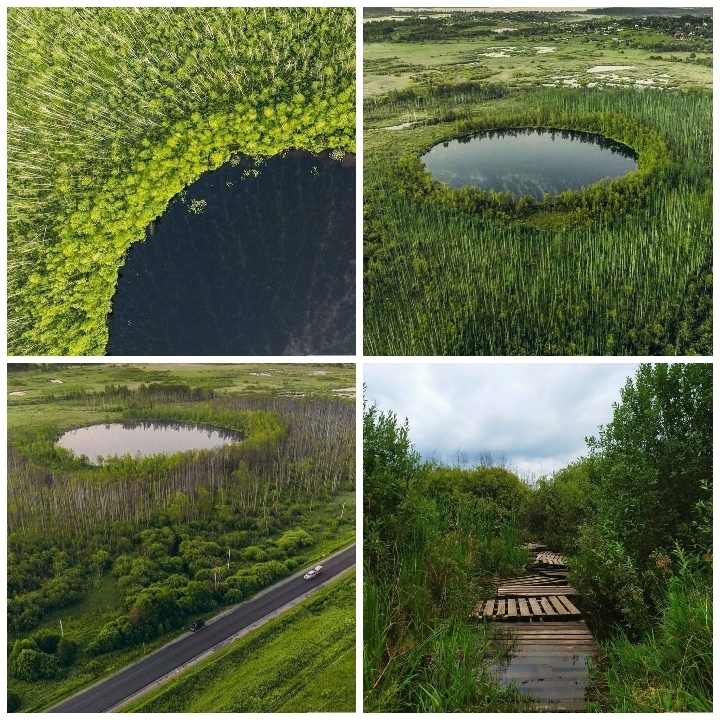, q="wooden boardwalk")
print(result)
[492,621,596,711]
[479,594,581,621]
[472,548,597,711]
